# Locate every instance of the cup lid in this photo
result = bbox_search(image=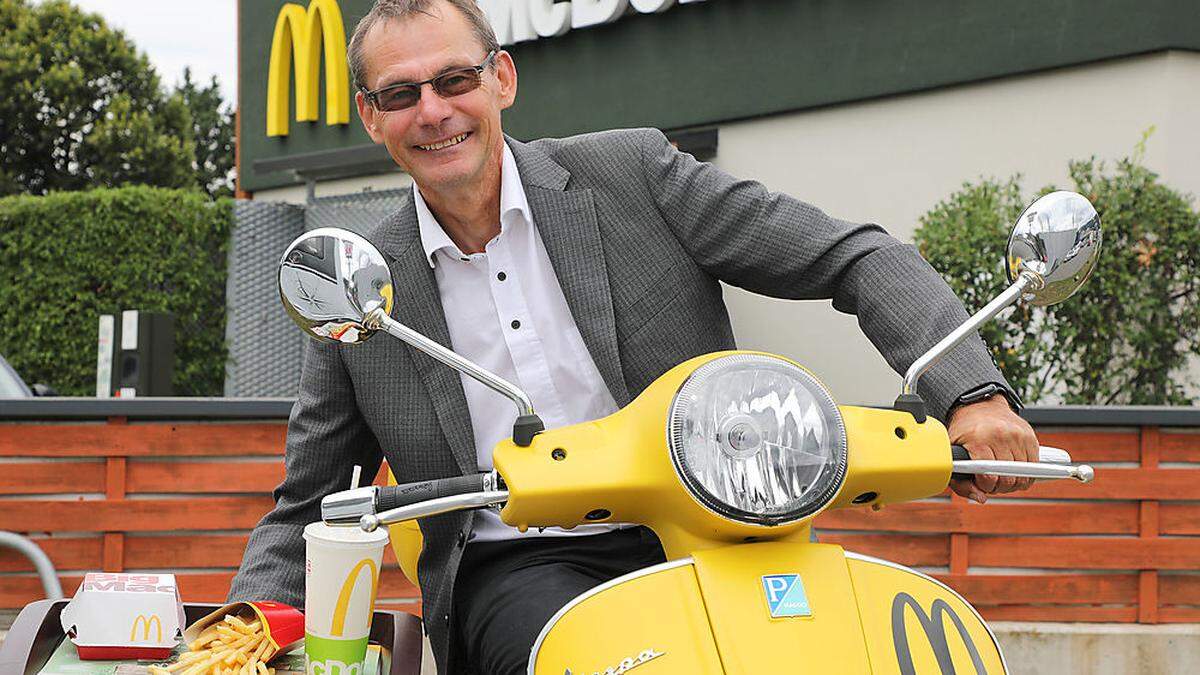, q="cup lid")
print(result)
[303,520,390,546]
